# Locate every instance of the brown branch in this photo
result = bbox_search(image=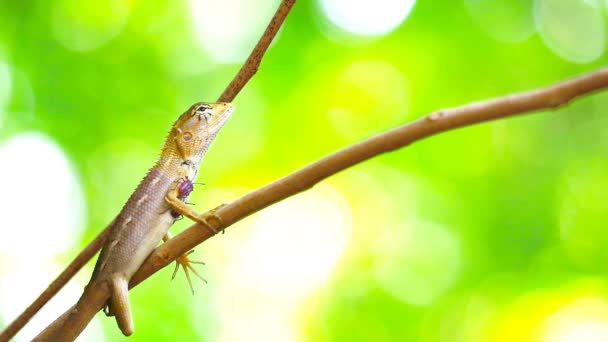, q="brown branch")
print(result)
[217,0,295,102]
[11,0,608,339]
[131,68,608,286]
[1,1,296,341]
[30,64,608,339]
